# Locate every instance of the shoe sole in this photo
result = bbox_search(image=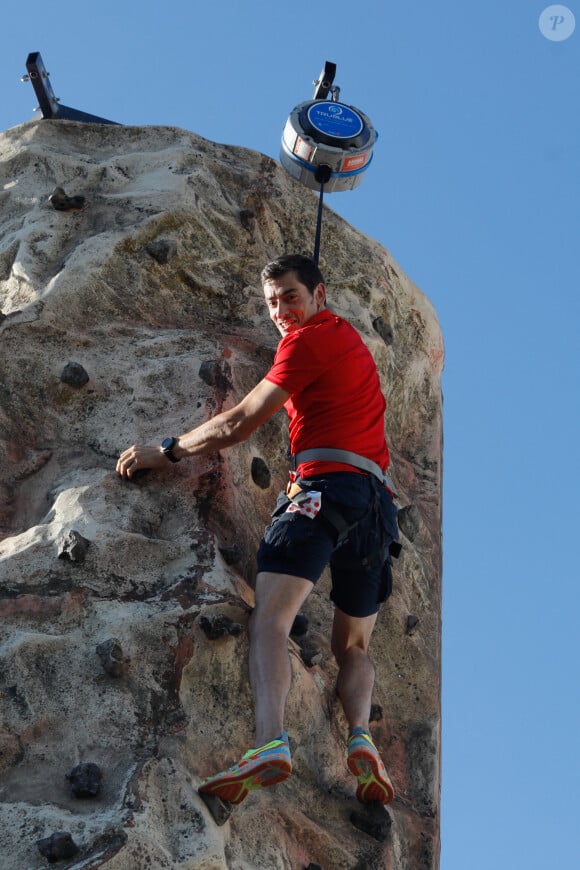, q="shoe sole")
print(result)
[199,758,292,805]
[348,749,394,804]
